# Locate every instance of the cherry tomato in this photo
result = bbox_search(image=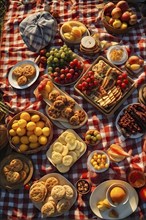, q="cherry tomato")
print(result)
[117,80,122,85]
[39,49,47,56]
[122,72,128,78]
[139,186,146,202]
[123,79,129,84]
[121,83,126,89]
